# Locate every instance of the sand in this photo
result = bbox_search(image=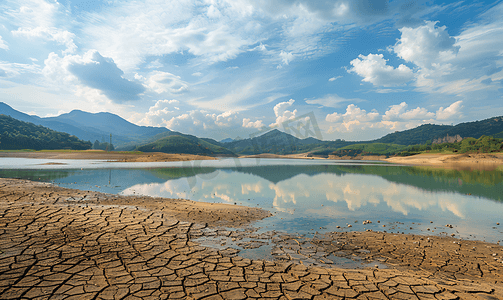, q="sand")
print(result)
[0,150,217,162]
[242,152,503,171]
